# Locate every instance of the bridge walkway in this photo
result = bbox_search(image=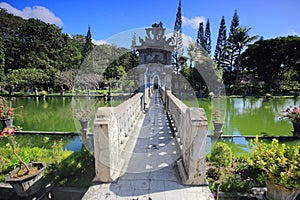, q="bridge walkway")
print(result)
[83,90,213,200]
